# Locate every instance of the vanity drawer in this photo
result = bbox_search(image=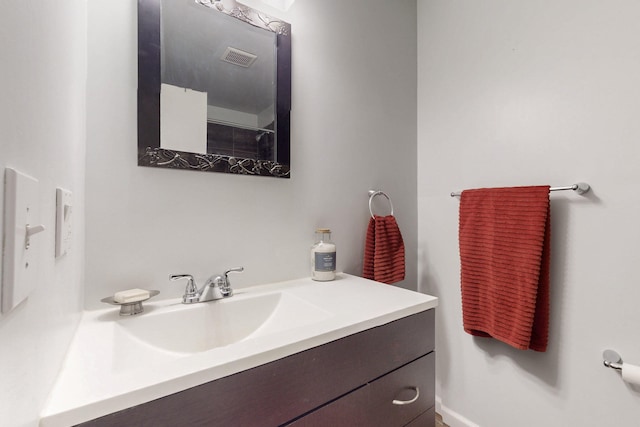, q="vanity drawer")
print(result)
[286,352,435,427]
